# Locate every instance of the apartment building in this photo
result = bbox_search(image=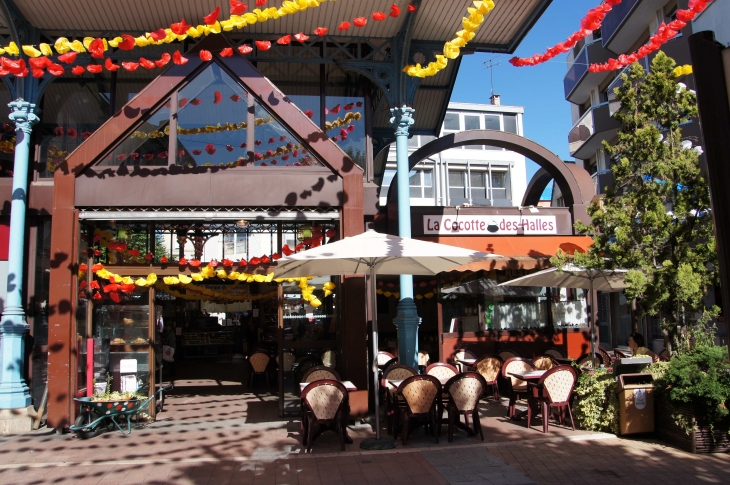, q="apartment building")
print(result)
[379,101,527,209]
